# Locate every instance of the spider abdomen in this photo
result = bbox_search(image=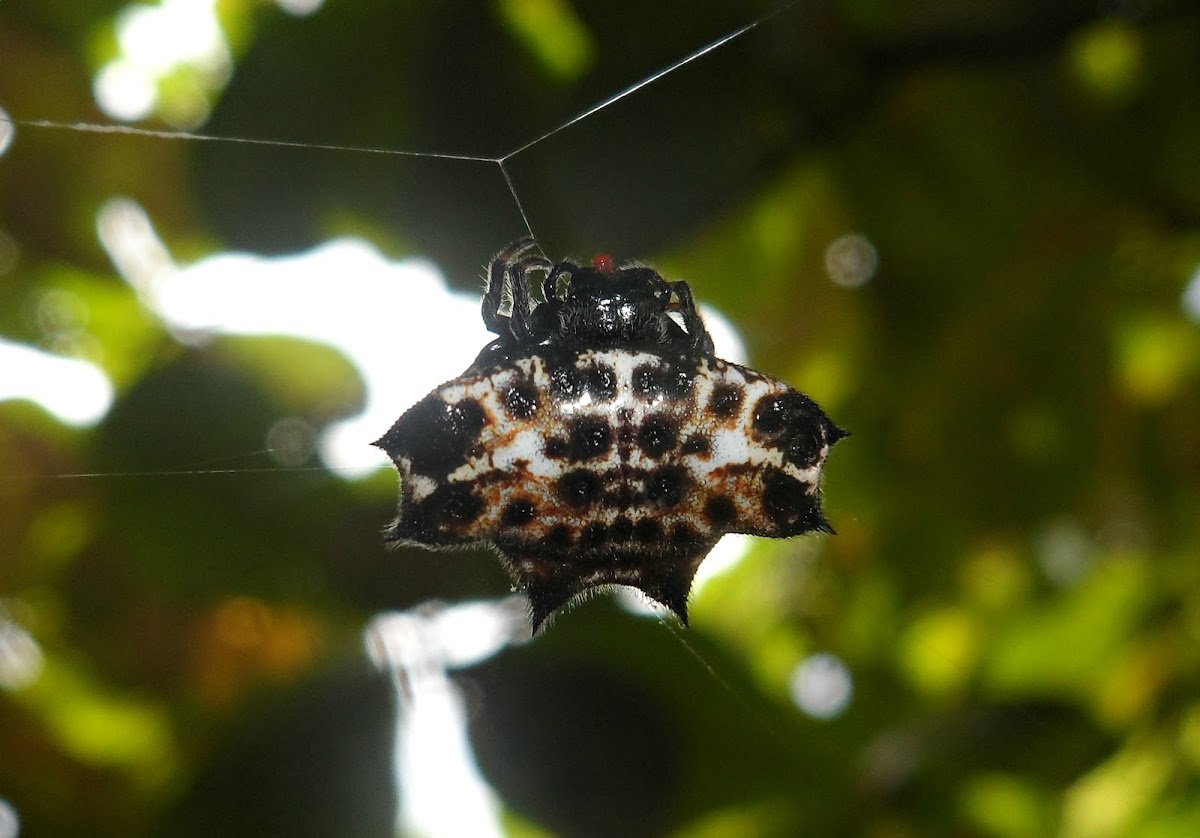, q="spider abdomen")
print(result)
[376,345,841,629]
